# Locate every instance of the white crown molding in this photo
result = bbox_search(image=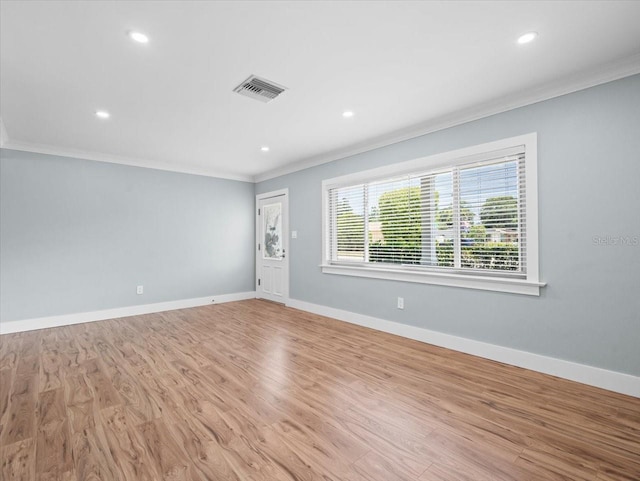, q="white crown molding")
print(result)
[254,53,640,183]
[0,291,256,335]
[1,140,254,183]
[0,117,8,147]
[2,55,639,184]
[286,298,640,398]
